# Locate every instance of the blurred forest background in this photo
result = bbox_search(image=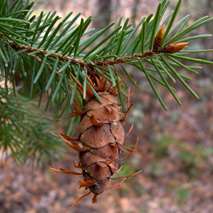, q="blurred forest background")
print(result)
[1,0,213,212]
